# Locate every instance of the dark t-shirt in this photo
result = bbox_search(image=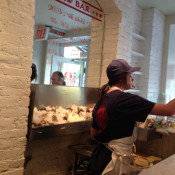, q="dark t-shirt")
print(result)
[92,90,155,143]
